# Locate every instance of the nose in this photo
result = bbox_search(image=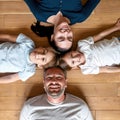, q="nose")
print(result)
[50,77,58,84]
[61,28,70,33]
